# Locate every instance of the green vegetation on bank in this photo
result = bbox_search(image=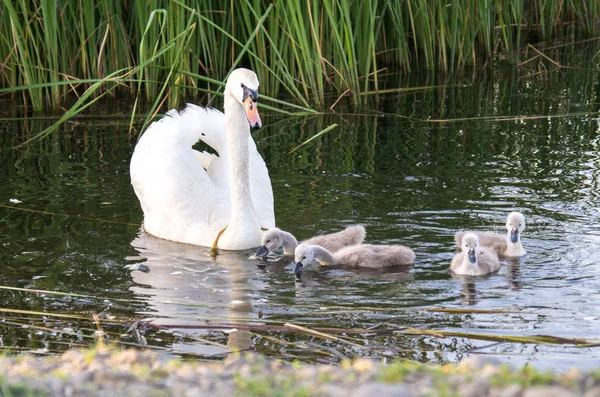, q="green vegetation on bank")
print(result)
[0,348,596,397]
[1,0,599,114]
